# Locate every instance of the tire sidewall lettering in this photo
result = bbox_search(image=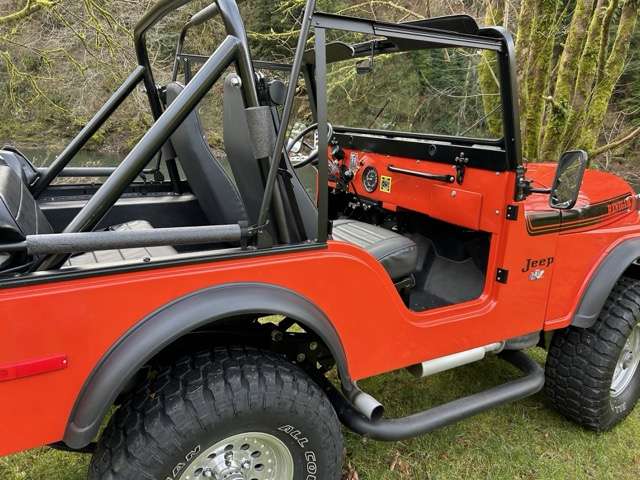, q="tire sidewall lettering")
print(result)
[166,444,201,480]
[279,424,319,479]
